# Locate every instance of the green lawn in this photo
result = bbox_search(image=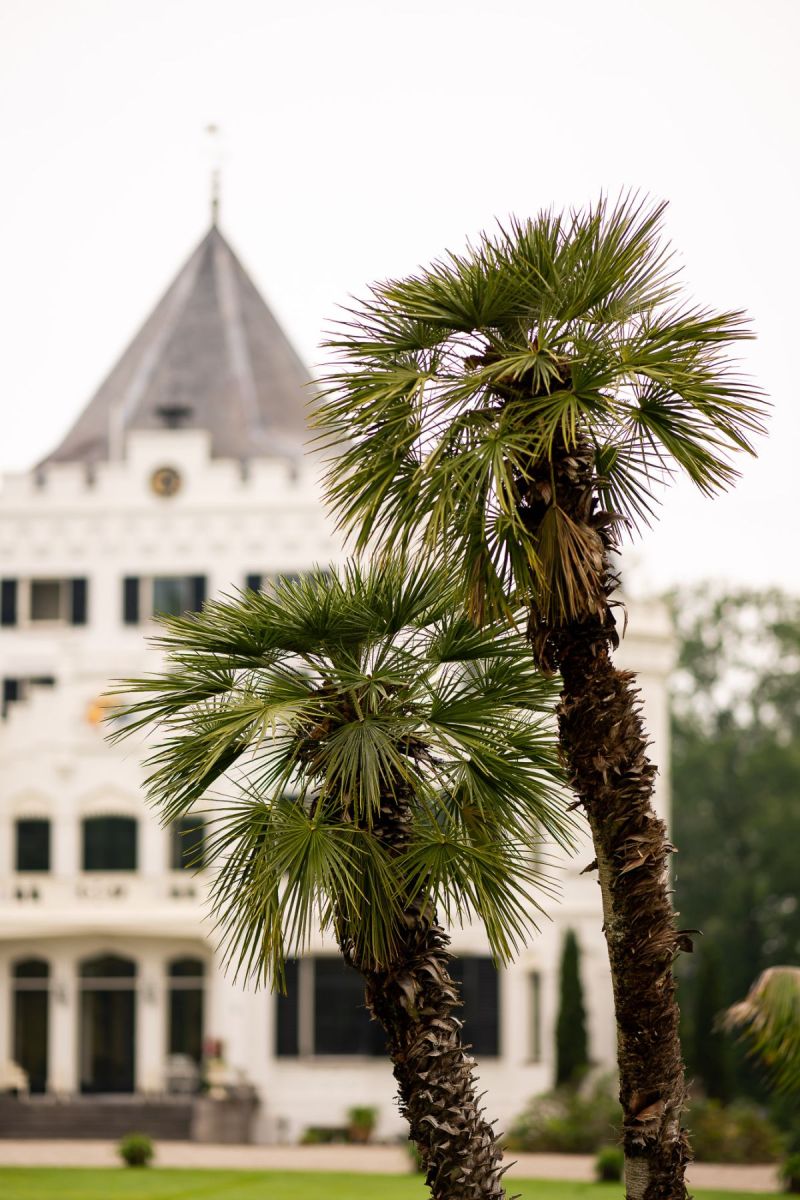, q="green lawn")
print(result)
[0,1170,775,1200]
